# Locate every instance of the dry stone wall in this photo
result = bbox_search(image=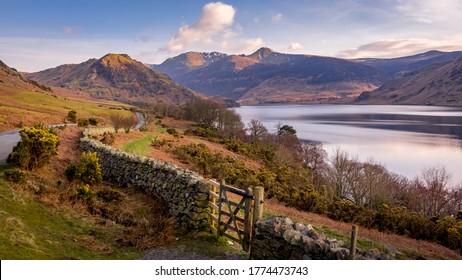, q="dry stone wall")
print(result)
[251,217,389,260]
[80,129,211,233]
